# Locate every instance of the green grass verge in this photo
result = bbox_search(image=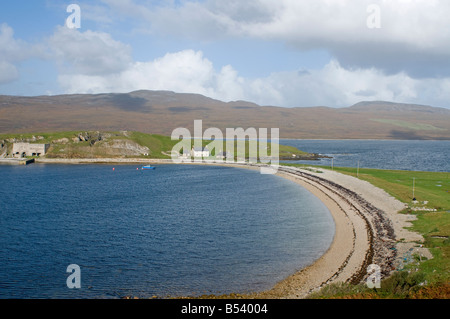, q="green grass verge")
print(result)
[326,167,450,211]
[128,132,176,159]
